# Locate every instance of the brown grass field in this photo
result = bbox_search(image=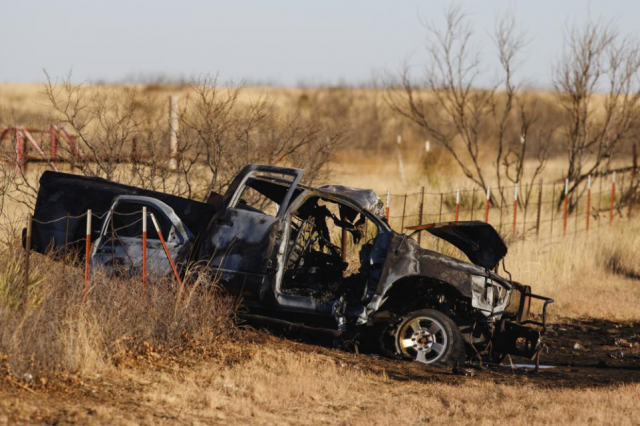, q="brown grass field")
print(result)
[0,83,639,425]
